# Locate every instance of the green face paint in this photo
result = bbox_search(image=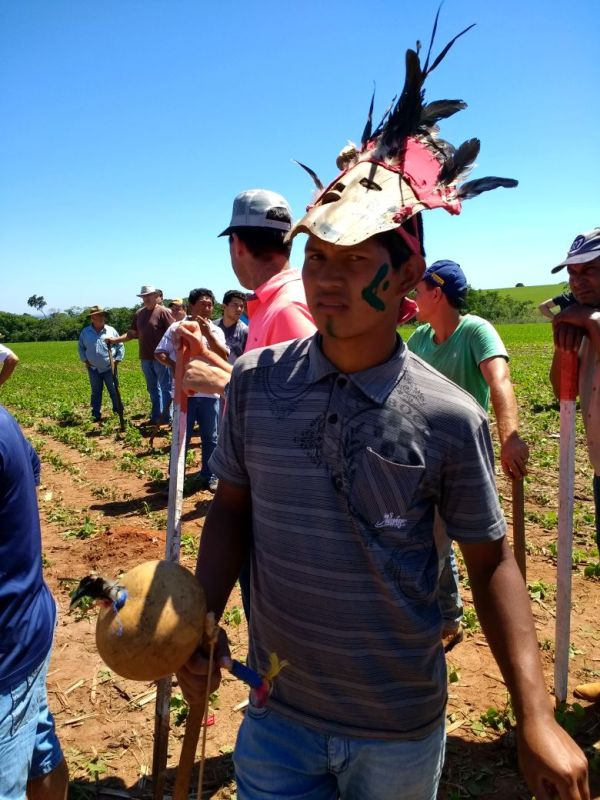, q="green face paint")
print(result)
[361,263,390,312]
